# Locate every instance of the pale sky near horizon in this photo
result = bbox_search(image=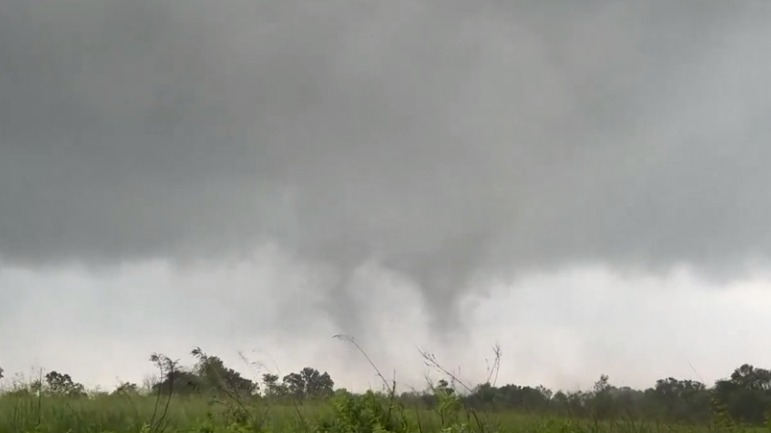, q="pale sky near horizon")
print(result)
[2,0,771,393]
